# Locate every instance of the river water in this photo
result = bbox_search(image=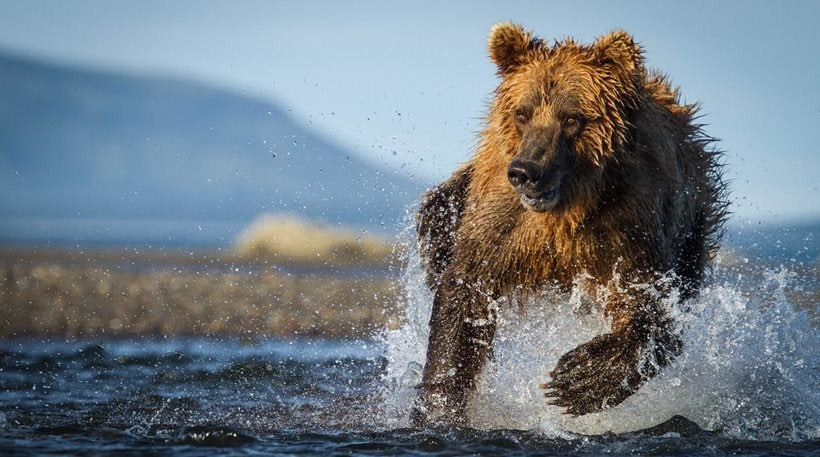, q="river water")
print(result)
[1,334,817,456]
